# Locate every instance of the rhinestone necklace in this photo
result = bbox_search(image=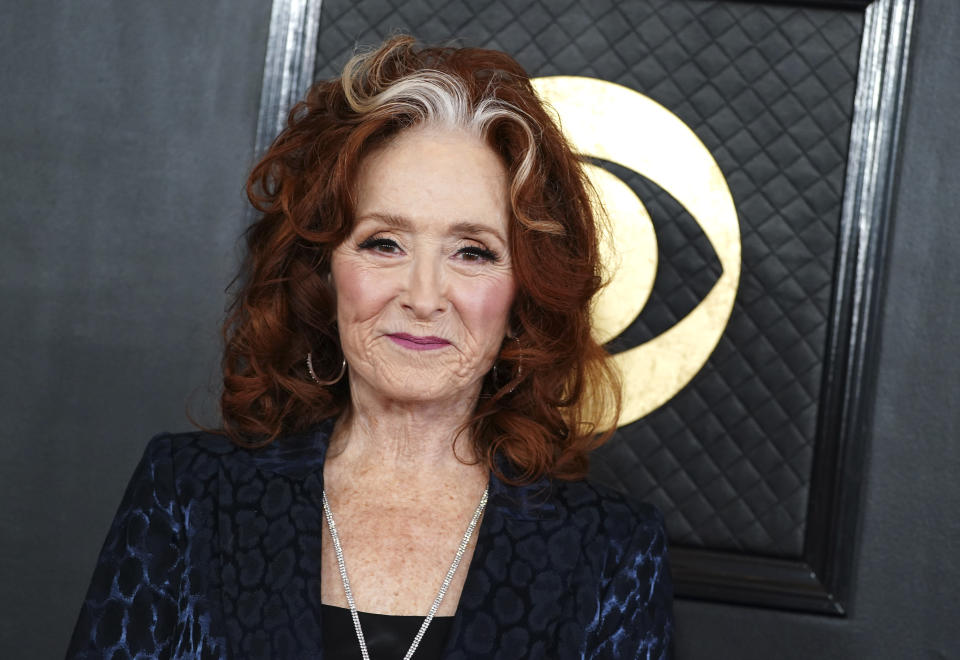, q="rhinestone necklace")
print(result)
[321,486,489,660]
